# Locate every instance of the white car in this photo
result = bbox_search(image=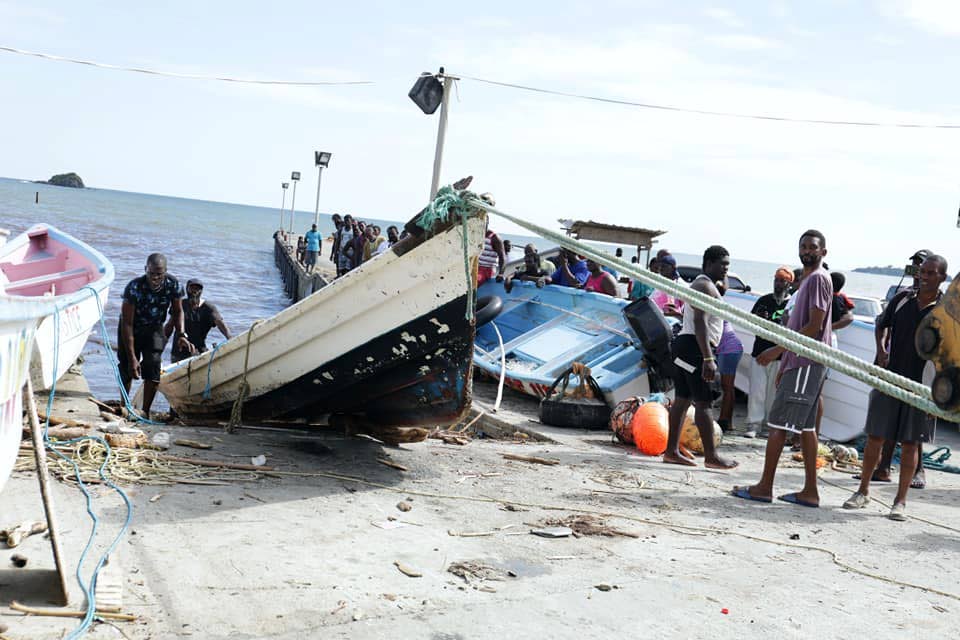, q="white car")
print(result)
[847,295,883,324]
